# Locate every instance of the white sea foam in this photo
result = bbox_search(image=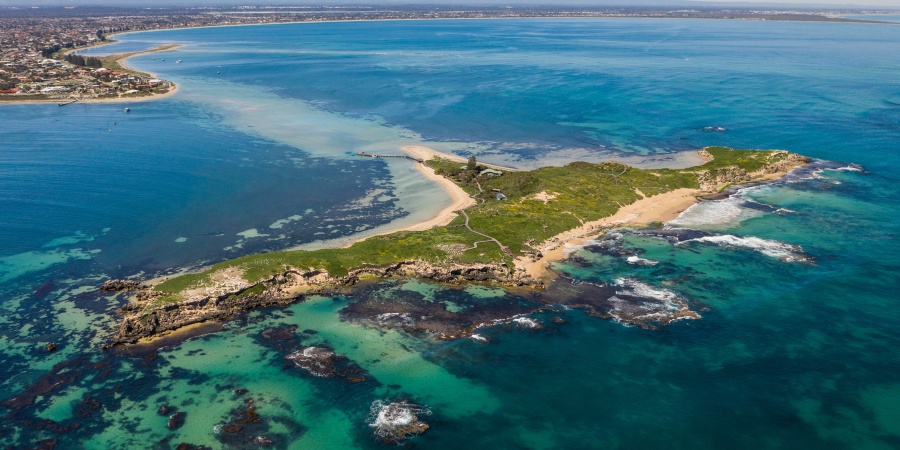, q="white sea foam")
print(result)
[613,278,679,309]
[678,234,808,262]
[667,196,764,229]
[609,278,699,324]
[368,400,431,439]
[626,255,659,266]
[470,334,489,343]
[375,312,415,327]
[512,316,541,328]
[830,164,865,172]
